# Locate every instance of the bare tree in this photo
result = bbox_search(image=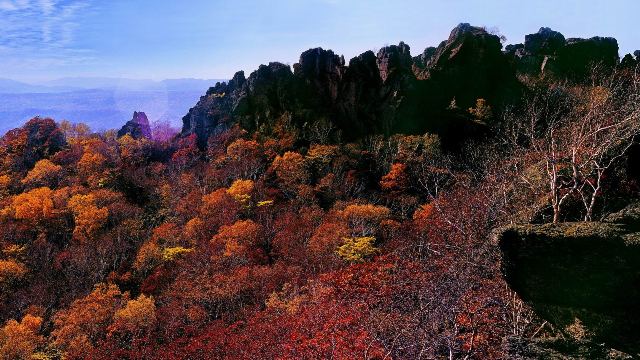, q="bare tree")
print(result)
[502,67,640,223]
